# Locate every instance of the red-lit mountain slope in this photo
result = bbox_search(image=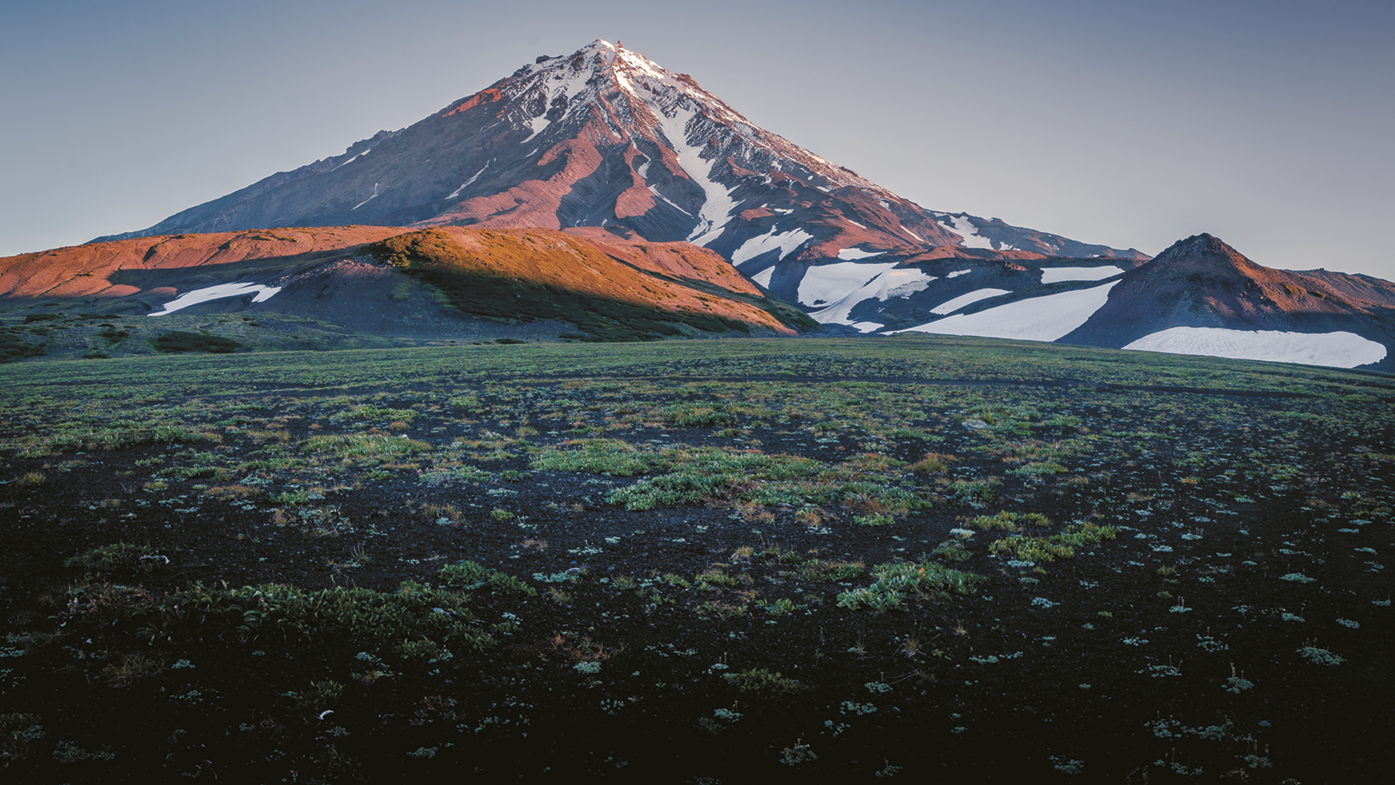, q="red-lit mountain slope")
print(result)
[0,225,810,359]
